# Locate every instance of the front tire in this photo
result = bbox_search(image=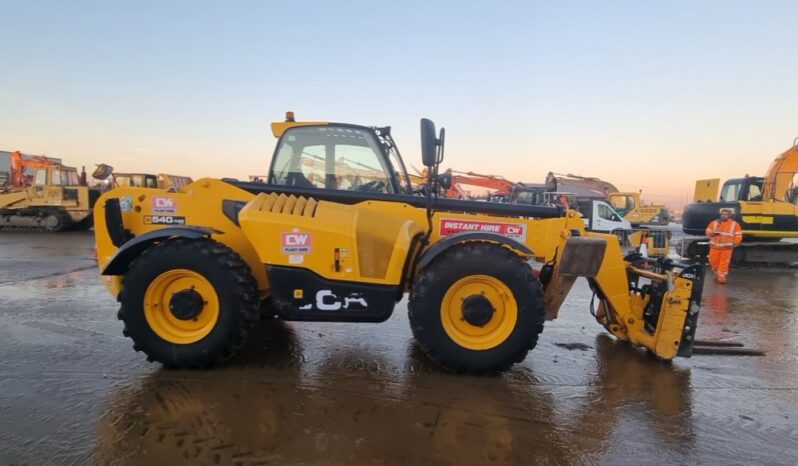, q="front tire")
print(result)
[118,238,260,368]
[408,242,545,374]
